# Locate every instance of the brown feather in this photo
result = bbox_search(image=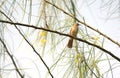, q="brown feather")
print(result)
[67,38,73,48]
[67,23,79,48]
